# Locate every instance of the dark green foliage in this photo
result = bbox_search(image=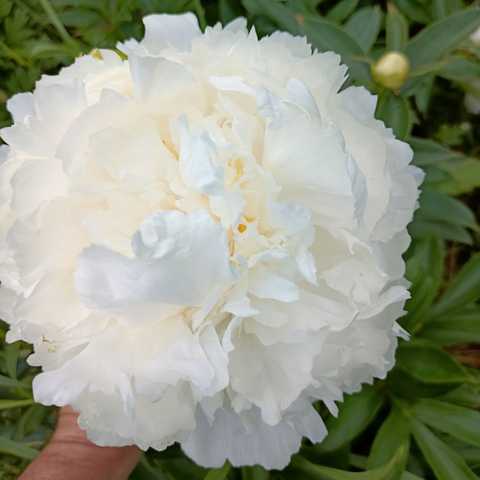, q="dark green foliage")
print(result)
[0,1,479,479]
